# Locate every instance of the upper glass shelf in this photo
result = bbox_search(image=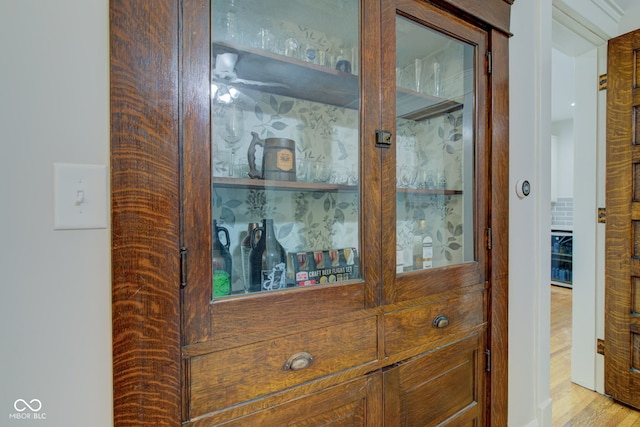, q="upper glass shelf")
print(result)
[213,42,460,119]
[212,176,357,192]
[213,42,359,109]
